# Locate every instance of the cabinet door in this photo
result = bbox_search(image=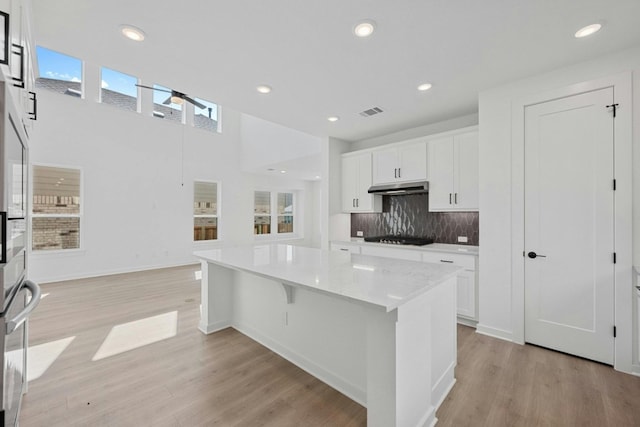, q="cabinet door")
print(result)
[372,148,399,184]
[355,152,373,211]
[331,243,361,254]
[398,142,427,182]
[361,245,422,261]
[637,290,640,362]
[428,136,454,211]
[456,270,476,319]
[341,156,358,212]
[454,132,479,211]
